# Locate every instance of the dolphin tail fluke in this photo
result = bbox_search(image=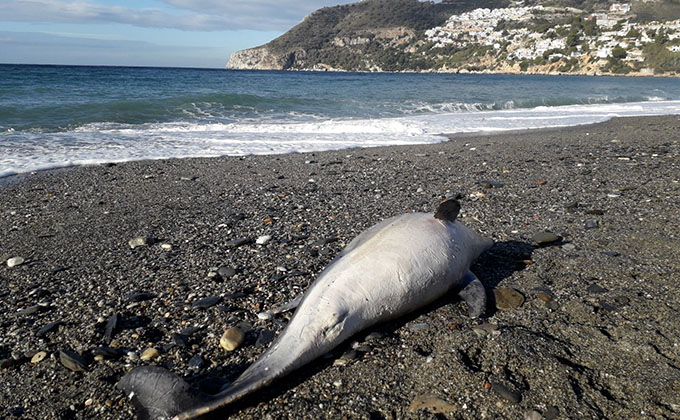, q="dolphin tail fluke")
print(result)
[117,366,208,420]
